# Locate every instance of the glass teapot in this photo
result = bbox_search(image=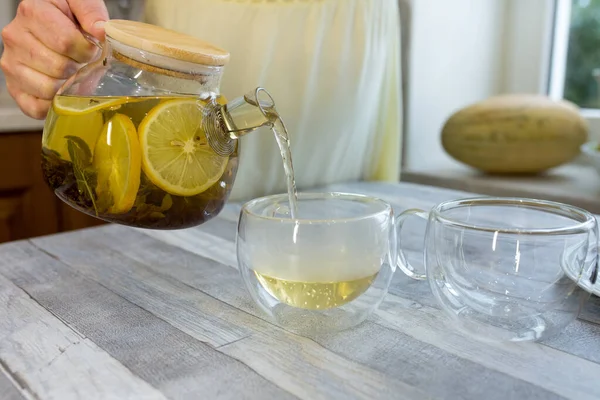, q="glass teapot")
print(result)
[41,20,276,230]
